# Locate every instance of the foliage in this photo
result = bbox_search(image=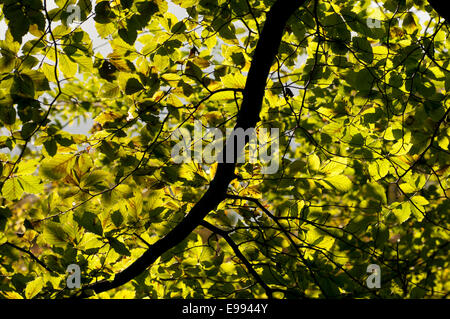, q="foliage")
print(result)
[0,0,449,299]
